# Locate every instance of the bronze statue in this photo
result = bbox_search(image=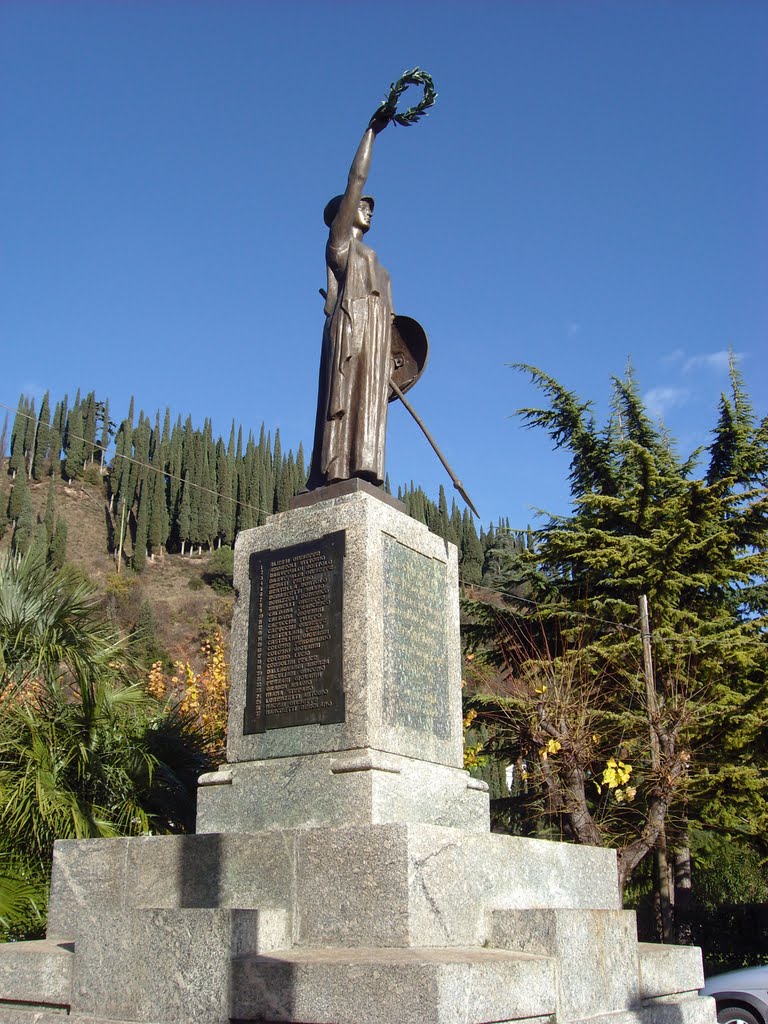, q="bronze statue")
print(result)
[306,122,392,488]
[303,73,480,516]
[306,72,435,491]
